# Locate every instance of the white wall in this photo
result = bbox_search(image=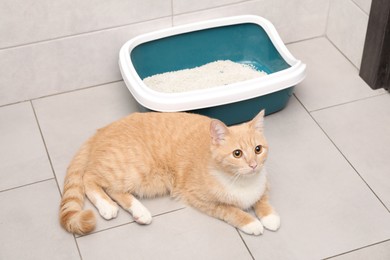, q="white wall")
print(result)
[0,0,330,107]
[326,0,372,68]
